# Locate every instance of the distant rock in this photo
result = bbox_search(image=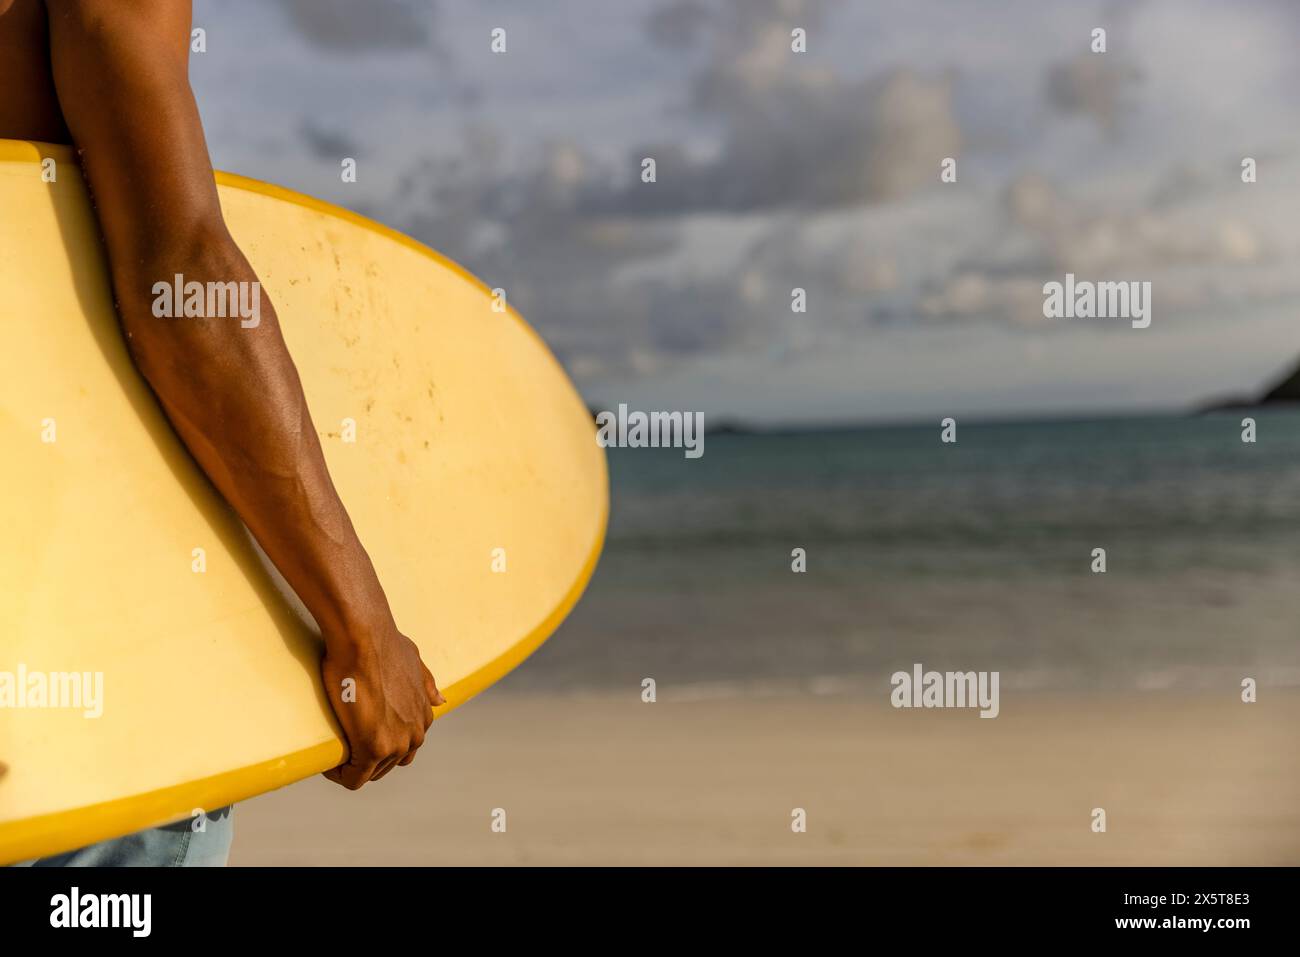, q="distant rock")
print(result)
[1260,361,1300,404]
[704,419,753,436]
[1195,393,1264,414]
[1196,360,1300,413]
